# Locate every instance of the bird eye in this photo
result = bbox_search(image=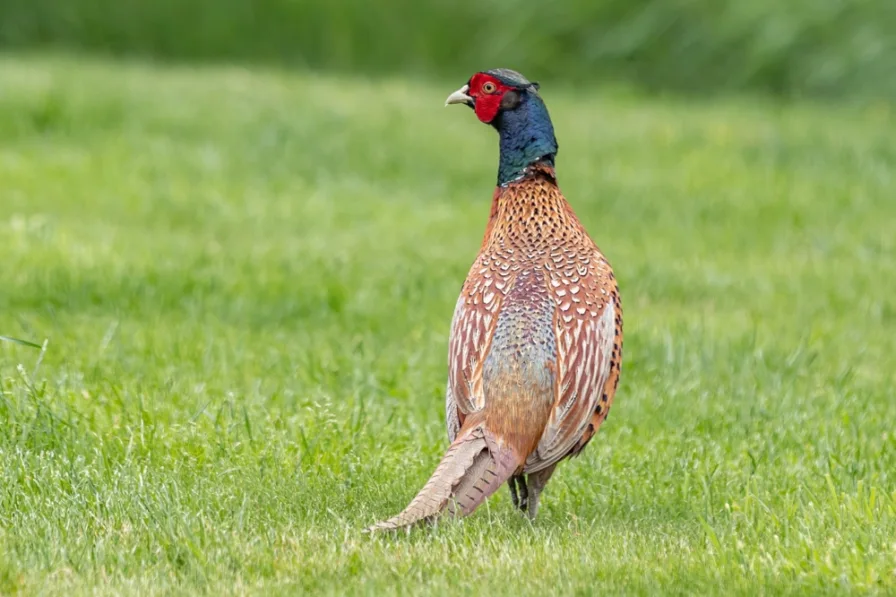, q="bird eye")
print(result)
[482,81,497,94]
